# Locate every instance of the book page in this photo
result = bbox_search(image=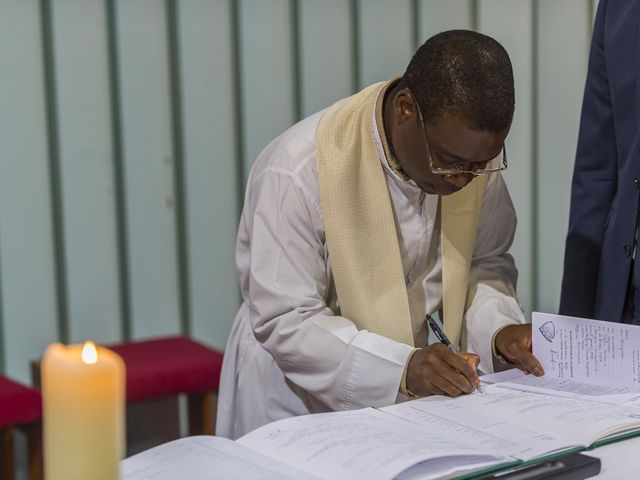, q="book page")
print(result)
[482,368,640,404]
[381,387,640,460]
[382,390,572,461]
[121,436,321,480]
[237,408,511,480]
[533,312,640,389]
